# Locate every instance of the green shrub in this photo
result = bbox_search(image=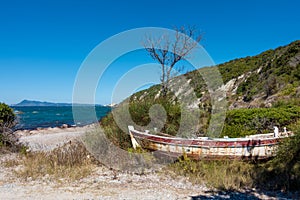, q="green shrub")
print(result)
[0,103,18,151]
[280,83,297,96]
[0,103,16,130]
[254,122,300,191]
[222,105,300,137]
[101,112,131,149]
